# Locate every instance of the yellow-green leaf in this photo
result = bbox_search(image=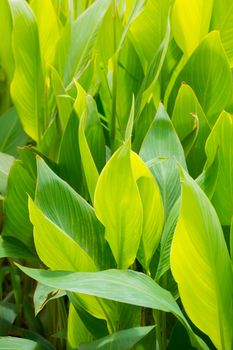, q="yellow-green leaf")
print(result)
[204,111,233,225]
[94,141,143,269]
[171,171,233,350]
[131,152,164,271]
[9,0,45,142]
[172,0,213,56]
